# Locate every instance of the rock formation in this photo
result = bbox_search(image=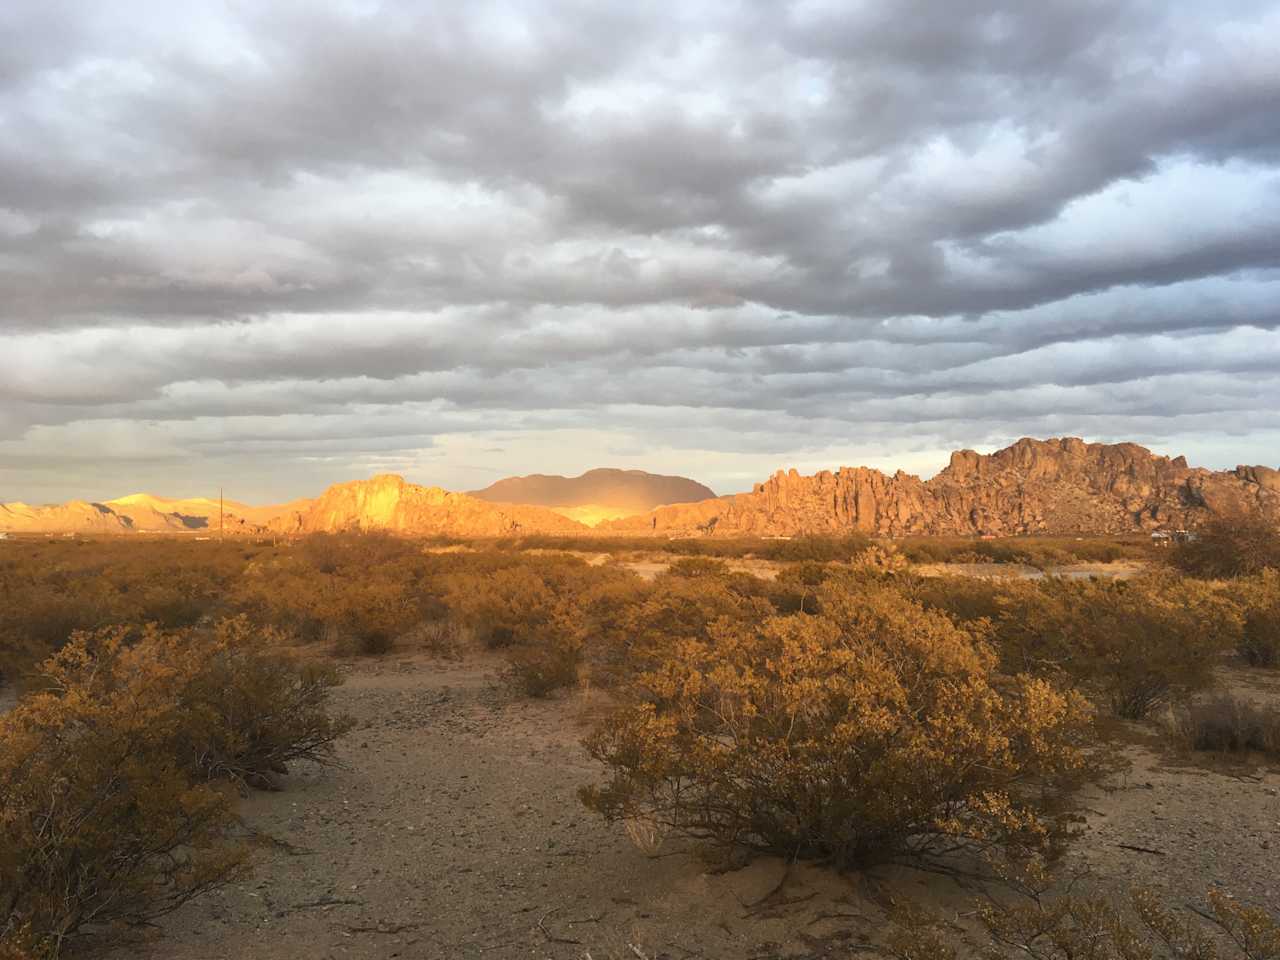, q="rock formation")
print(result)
[603,438,1280,537]
[469,468,716,526]
[268,474,588,537]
